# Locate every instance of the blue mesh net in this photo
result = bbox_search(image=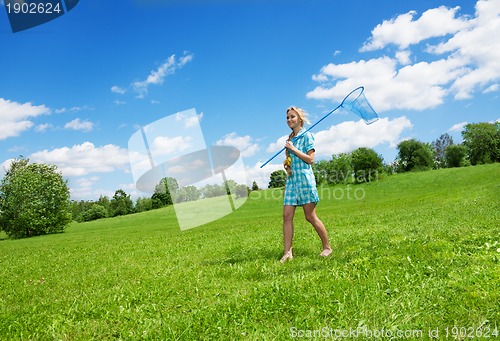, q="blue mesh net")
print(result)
[341,87,379,125]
